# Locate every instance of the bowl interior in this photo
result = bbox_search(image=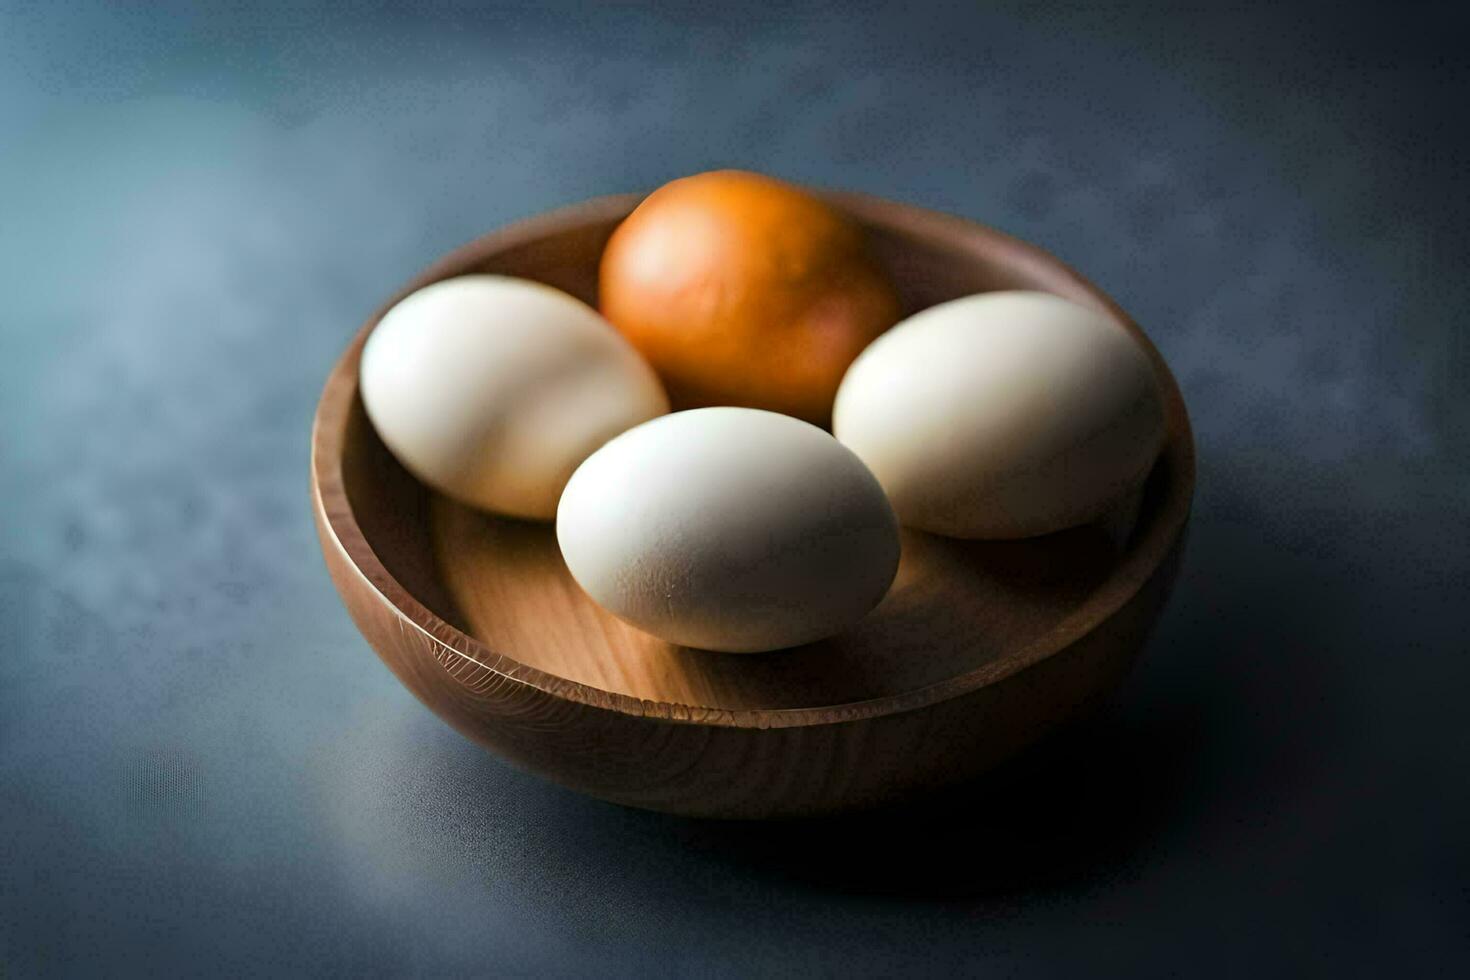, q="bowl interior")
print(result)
[322,193,1193,717]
